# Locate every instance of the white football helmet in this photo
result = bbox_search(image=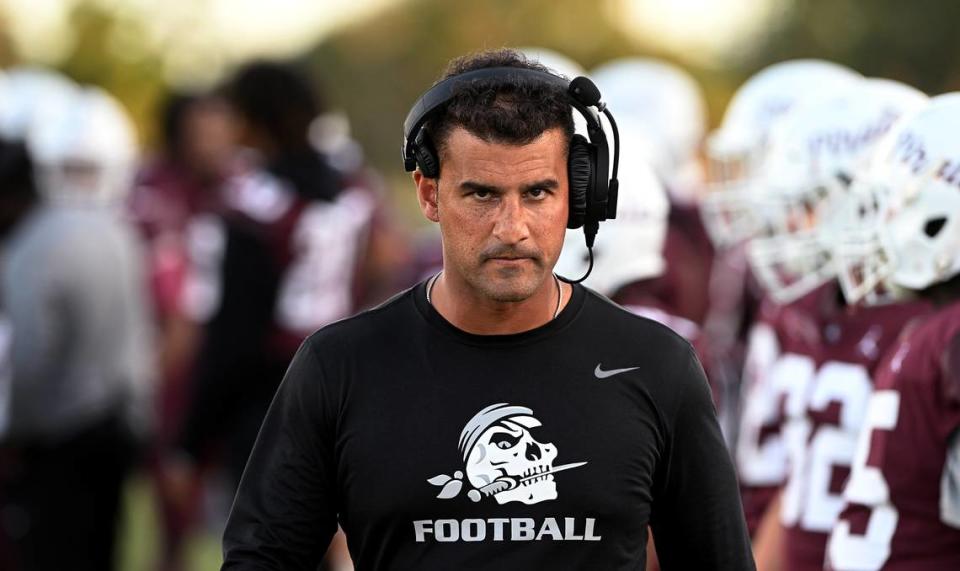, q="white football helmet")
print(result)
[0,66,78,142]
[554,131,668,295]
[27,86,138,205]
[702,60,861,248]
[517,47,590,136]
[590,57,707,201]
[835,92,960,305]
[747,78,928,304]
